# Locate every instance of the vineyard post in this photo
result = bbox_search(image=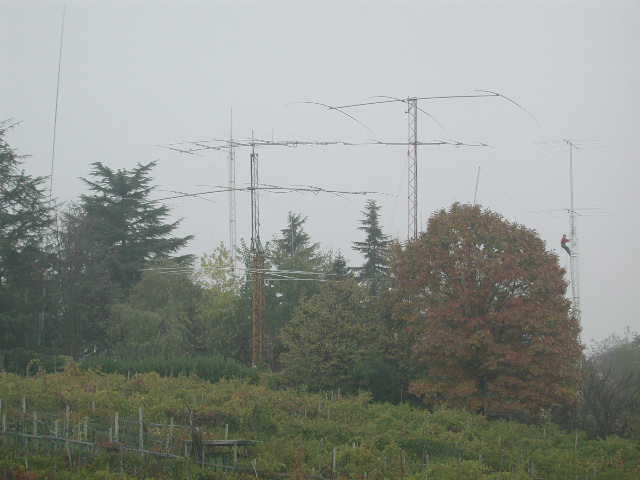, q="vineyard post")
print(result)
[332,447,337,476]
[138,407,144,455]
[32,412,37,436]
[83,416,88,442]
[225,423,229,440]
[54,419,59,438]
[64,405,70,438]
[0,400,4,435]
[165,417,174,454]
[114,412,119,442]
[21,396,26,434]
